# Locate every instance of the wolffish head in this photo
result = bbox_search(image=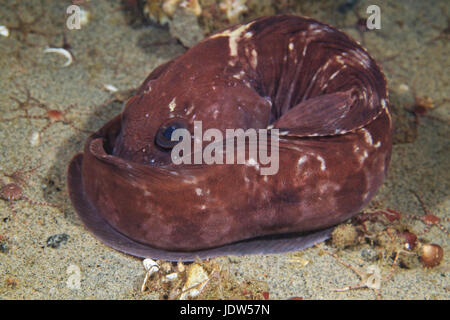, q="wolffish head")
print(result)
[112,78,272,166]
